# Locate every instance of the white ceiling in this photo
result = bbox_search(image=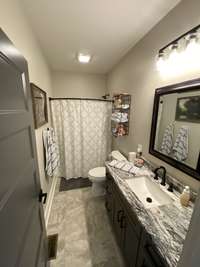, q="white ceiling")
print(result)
[21,0,180,74]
